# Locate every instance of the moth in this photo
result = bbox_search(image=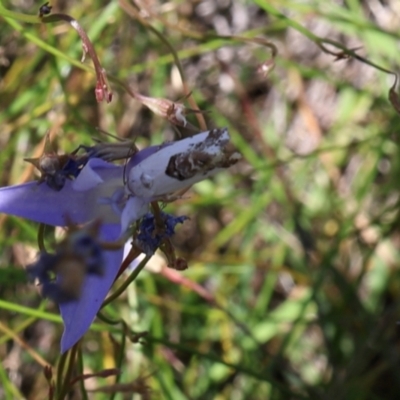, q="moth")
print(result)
[126,128,241,199]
